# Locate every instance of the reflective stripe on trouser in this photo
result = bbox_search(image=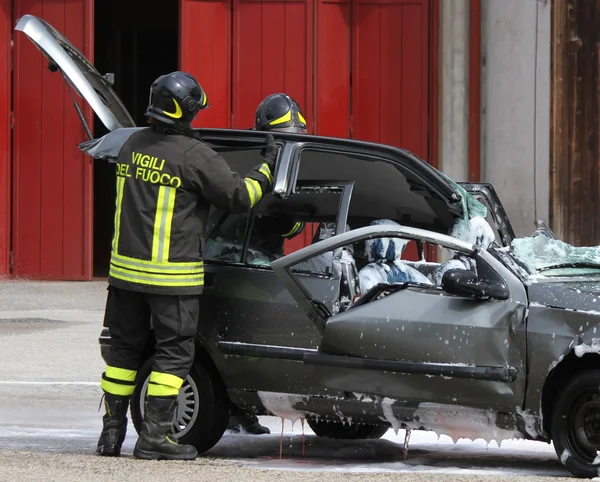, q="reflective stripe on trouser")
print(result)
[147,371,184,397]
[103,287,200,383]
[101,365,137,396]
